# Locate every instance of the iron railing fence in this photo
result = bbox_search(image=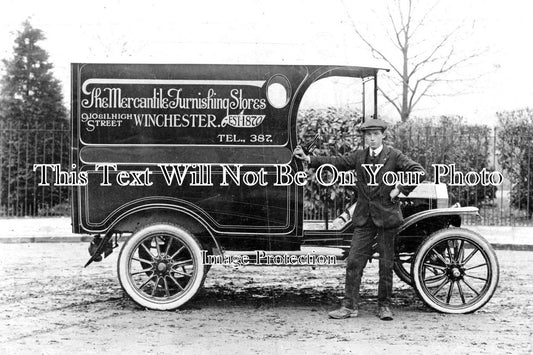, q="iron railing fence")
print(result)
[0,121,70,216]
[0,123,532,225]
